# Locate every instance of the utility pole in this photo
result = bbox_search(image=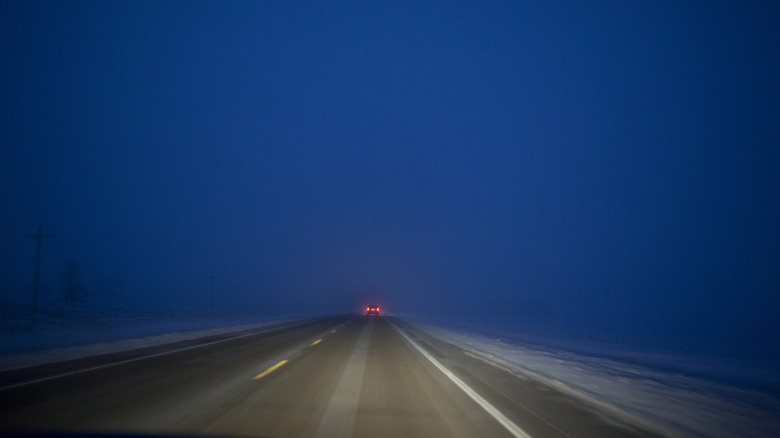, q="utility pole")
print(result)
[25,226,55,314]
